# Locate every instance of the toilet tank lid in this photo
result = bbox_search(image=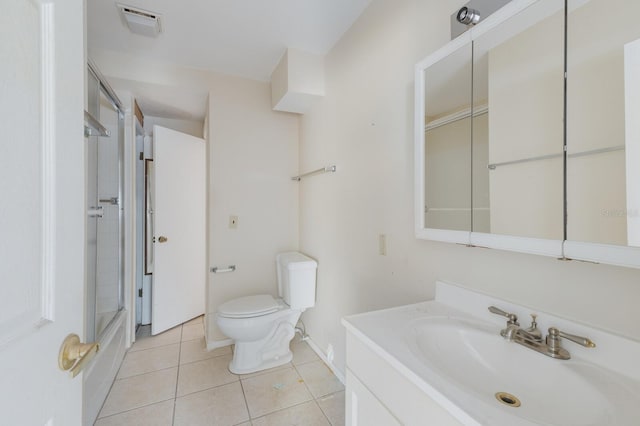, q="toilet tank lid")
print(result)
[218,295,280,317]
[277,252,318,270]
